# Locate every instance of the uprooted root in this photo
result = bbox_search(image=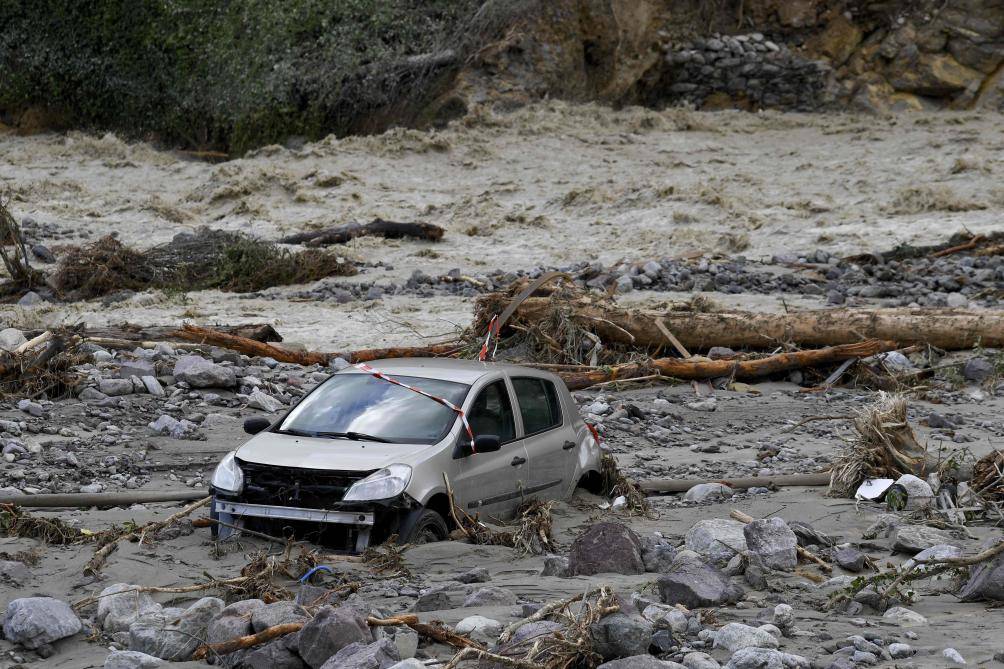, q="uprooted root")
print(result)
[828,393,938,497]
[0,331,88,399]
[601,453,653,516]
[972,449,1004,504]
[53,227,356,299]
